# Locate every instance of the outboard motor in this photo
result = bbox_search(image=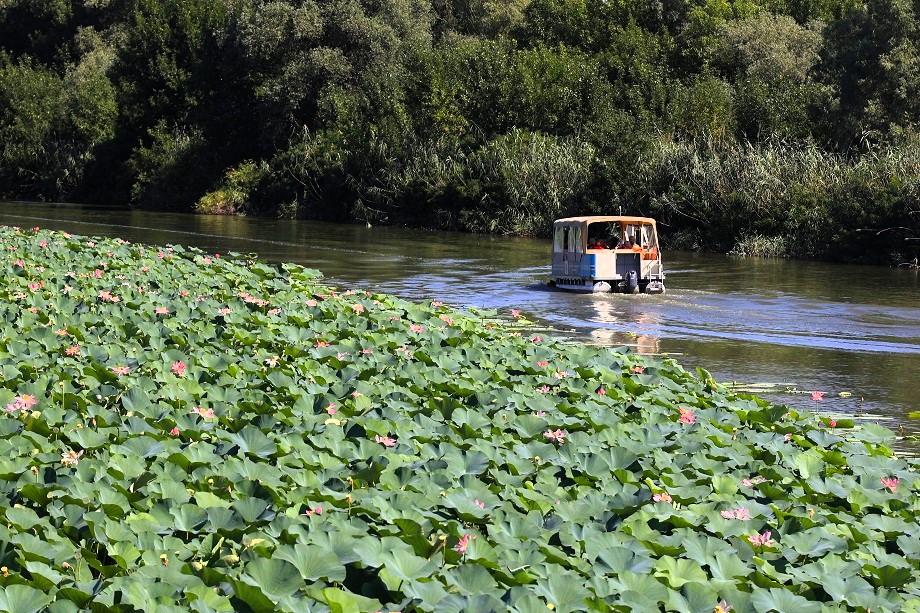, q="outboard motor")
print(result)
[625,270,639,294]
